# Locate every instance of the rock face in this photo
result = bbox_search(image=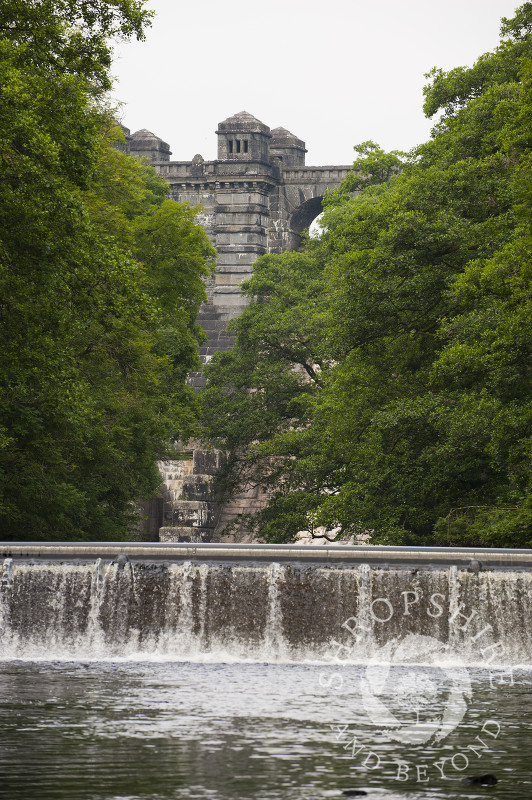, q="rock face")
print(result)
[127,113,352,541]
